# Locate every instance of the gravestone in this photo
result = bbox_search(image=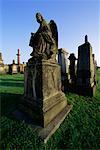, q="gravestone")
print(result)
[68,53,77,92]
[76,35,96,96]
[92,54,97,85]
[0,52,5,74]
[9,59,18,74]
[58,48,69,92]
[19,13,72,143]
[68,53,77,84]
[19,62,26,73]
